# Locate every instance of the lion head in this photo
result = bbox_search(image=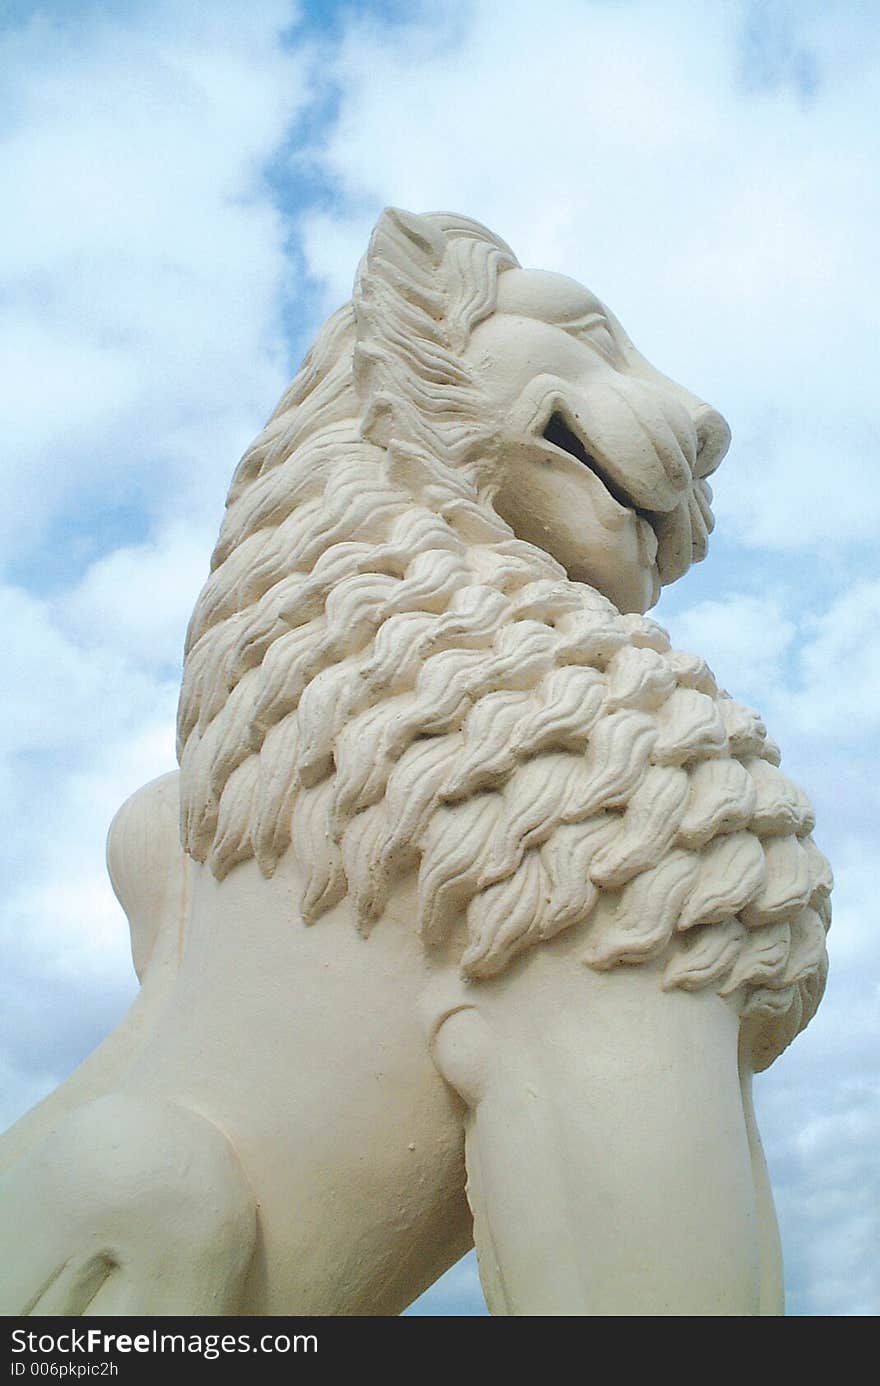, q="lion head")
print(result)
[176,208,830,1070]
